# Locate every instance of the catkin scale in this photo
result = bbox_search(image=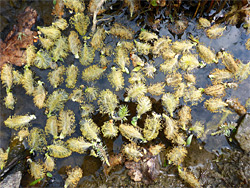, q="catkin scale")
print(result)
[204,84,226,97]
[147,82,165,96]
[37,26,61,40]
[71,13,89,36]
[63,0,85,13]
[204,98,228,113]
[206,24,226,39]
[139,29,158,42]
[162,93,179,117]
[126,83,147,101]
[178,167,201,188]
[91,27,106,50]
[114,46,130,72]
[52,18,68,30]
